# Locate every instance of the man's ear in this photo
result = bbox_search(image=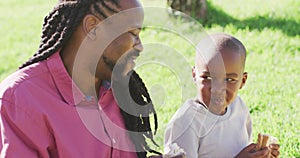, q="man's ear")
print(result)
[82,15,100,40]
[192,66,197,83]
[240,72,248,89]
